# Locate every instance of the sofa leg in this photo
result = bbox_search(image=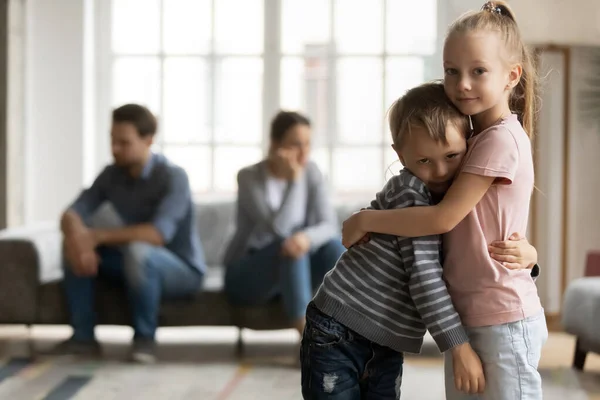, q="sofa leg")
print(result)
[26,324,35,359]
[573,338,587,370]
[236,328,244,358]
